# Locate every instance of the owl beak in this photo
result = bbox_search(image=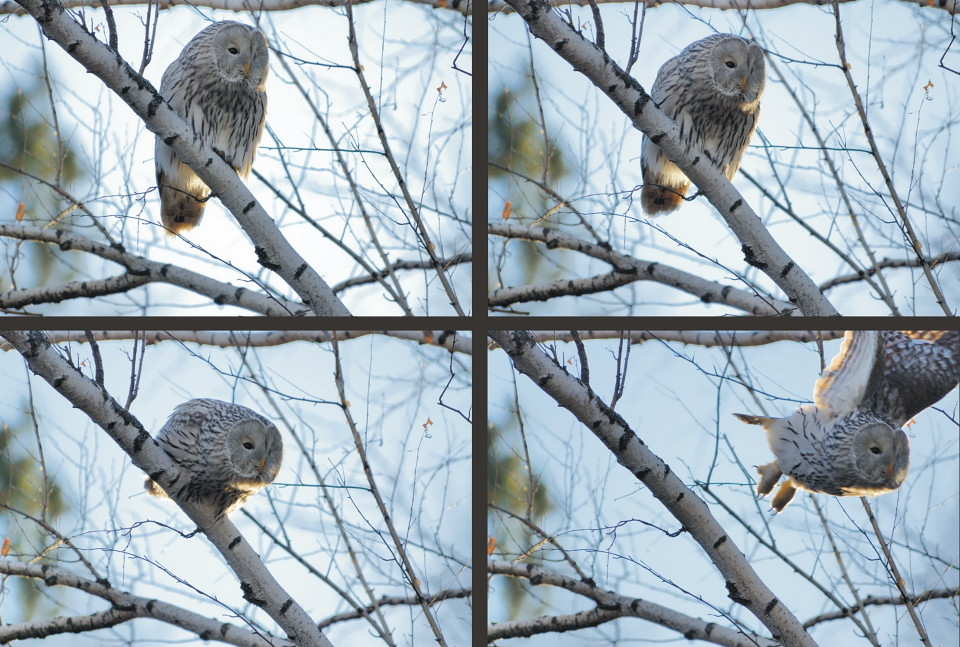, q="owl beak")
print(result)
[741,75,748,91]
[244,61,251,77]
[259,455,266,471]
[885,460,895,480]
